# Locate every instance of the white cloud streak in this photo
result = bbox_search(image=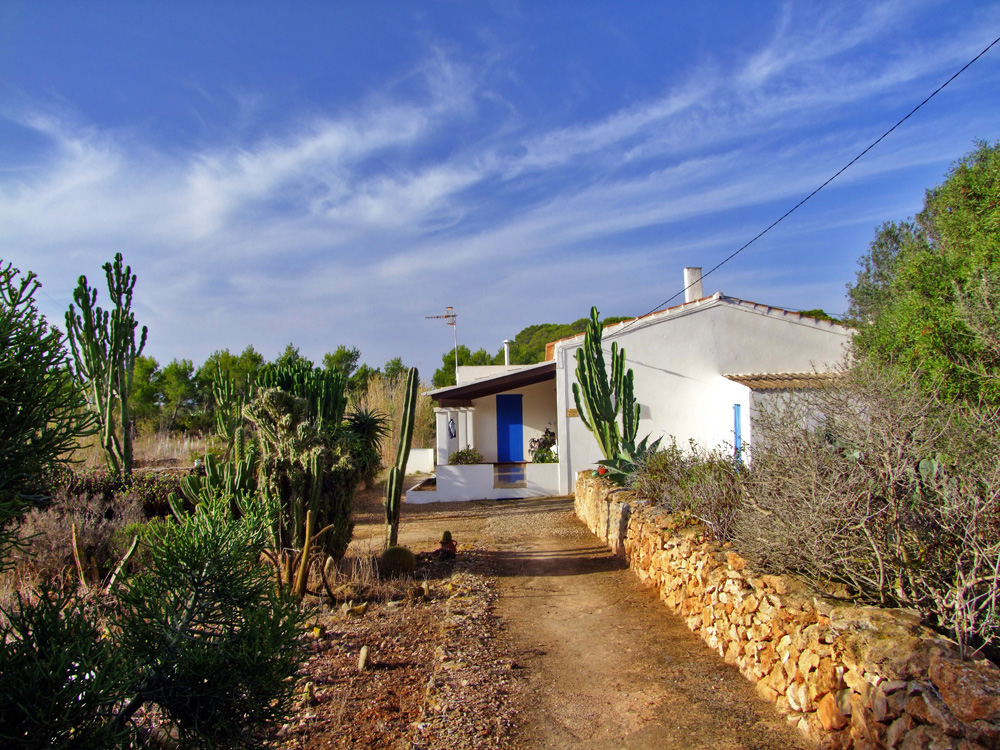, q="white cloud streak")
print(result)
[1,1,997,368]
